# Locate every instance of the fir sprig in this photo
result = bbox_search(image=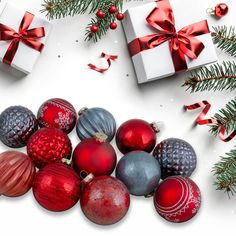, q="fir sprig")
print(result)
[212,26,236,57]
[183,61,236,93]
